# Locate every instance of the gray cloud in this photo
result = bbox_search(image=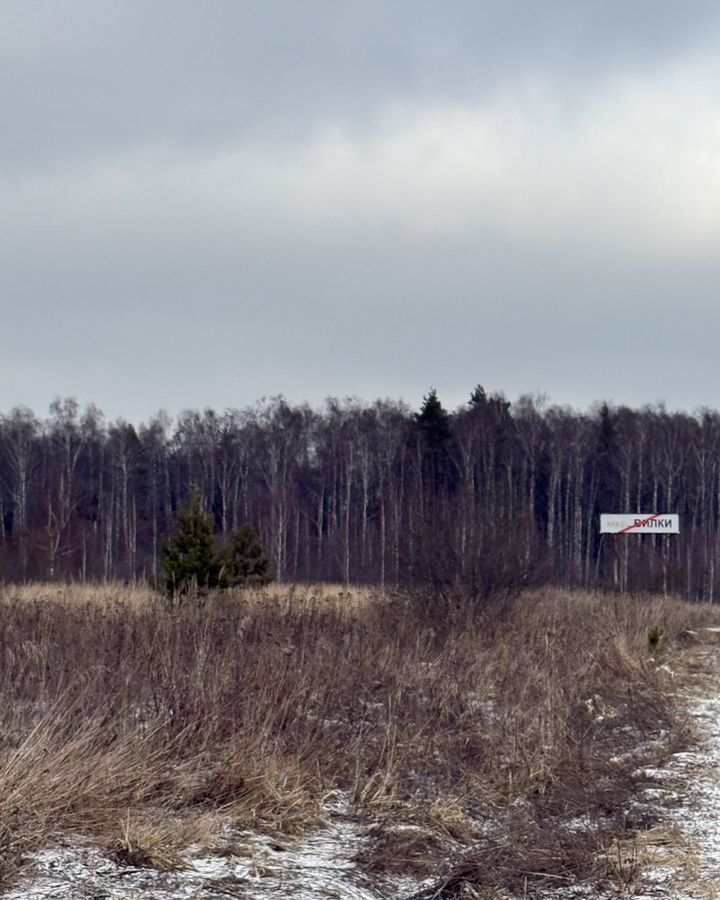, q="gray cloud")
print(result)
[4,0,720,167]
[2,1,720,421]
